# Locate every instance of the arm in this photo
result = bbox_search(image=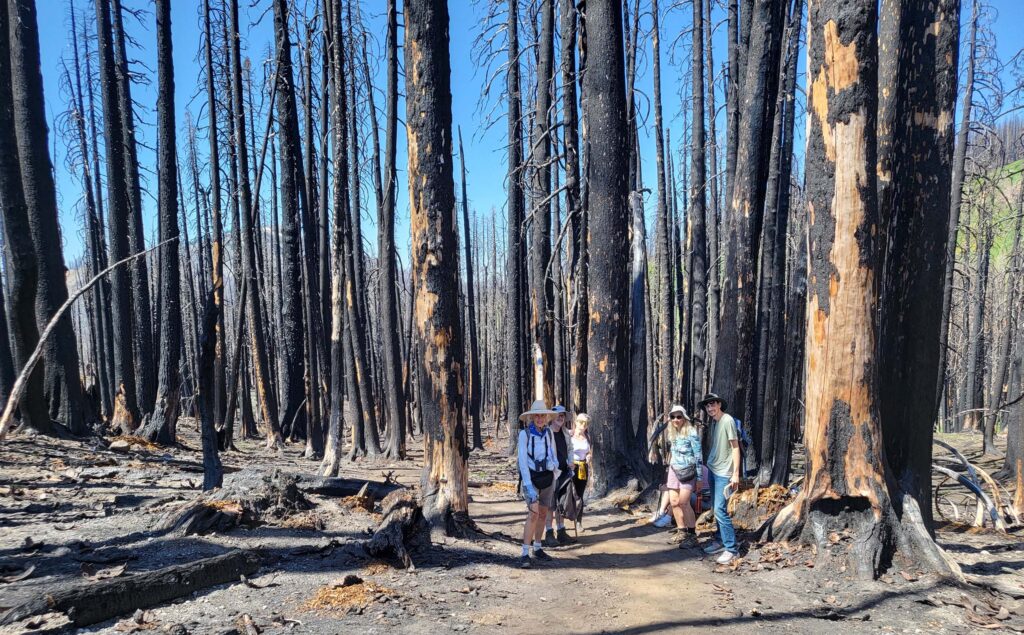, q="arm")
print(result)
[729,439,741,486]
[518,432,535,492]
